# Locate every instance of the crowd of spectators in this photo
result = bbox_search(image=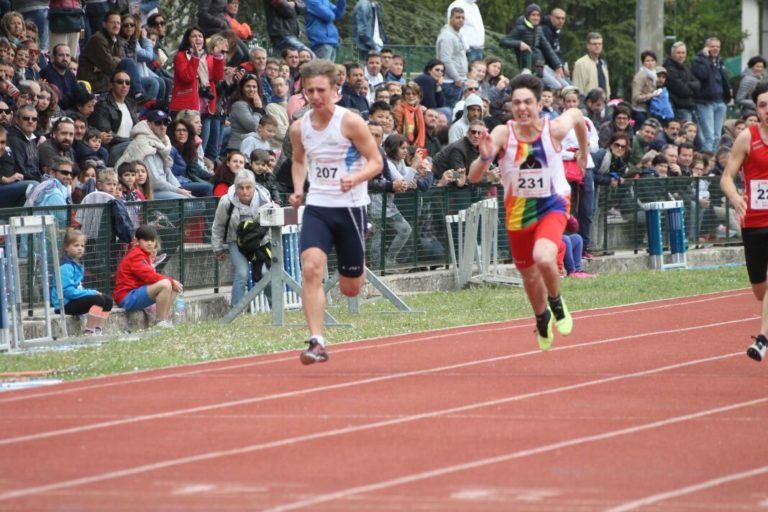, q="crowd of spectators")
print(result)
[0,0,756,265]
